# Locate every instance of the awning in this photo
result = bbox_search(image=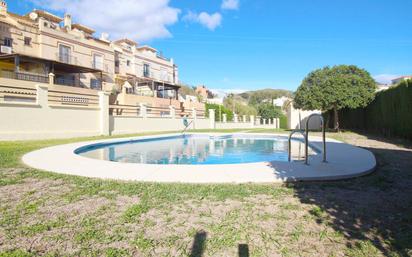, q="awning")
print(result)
[0,54,102,74]
[154,81,180,90]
